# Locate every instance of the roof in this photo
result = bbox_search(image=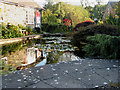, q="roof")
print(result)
[2,0,41,8]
